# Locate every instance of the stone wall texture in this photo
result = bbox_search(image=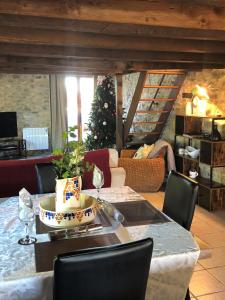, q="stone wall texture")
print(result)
[123,69,225,184]
[170,69,225,184]
[0,74,51,141]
